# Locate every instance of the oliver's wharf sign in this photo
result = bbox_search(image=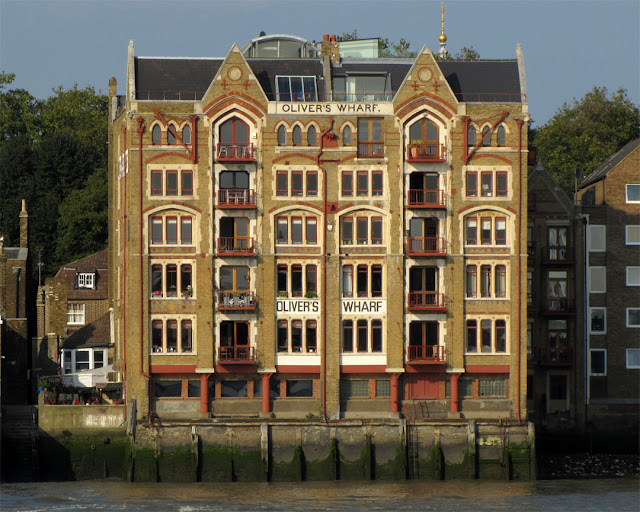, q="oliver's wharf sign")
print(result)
[269,102,394,116]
